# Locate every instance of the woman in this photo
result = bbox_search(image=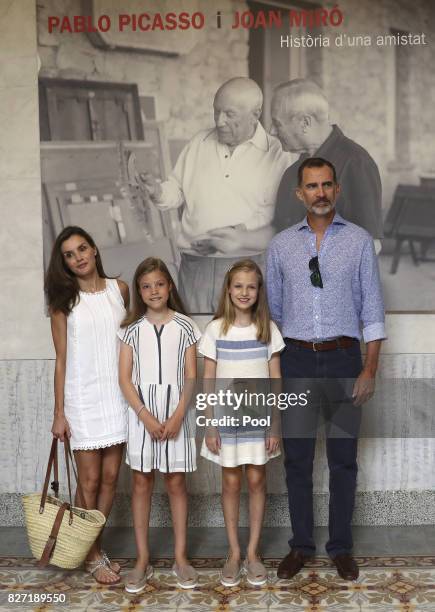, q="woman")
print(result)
[45,226,129,585]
